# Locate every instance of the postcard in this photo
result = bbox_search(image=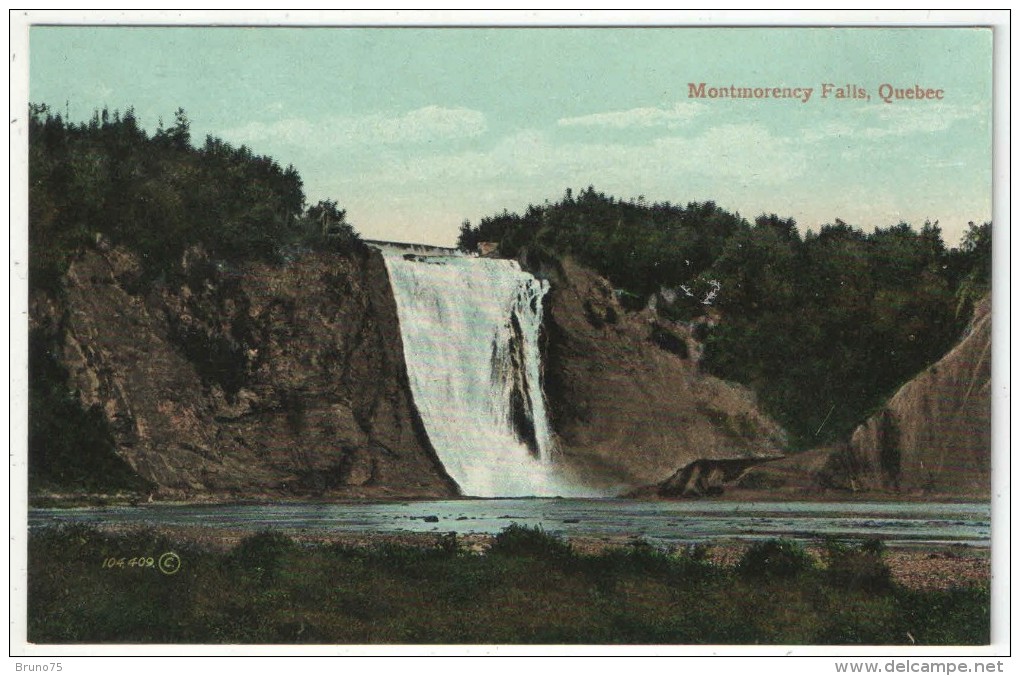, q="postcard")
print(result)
[9,10,1008,668]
